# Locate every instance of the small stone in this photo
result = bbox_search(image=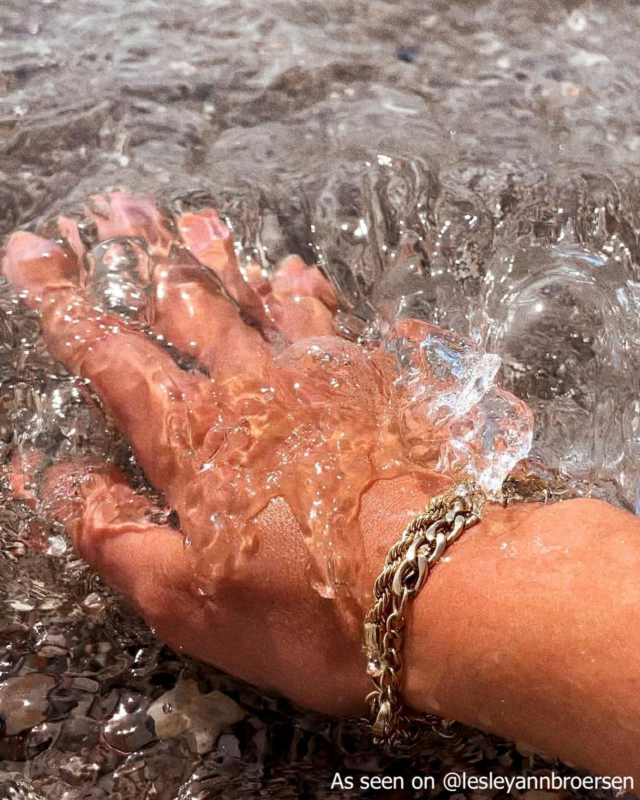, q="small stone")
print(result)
[9,600,35,612]
[397,45,420,63]
[69,677,100,693]
[82,592,106,614]
[148,679,247,755]
[216,732,241,759]
[45,534,67,556]
[38,645,67,658]
[0,673,55,735]
[37,598,62,612]
[102,692,155,753]
[59,754,101,787]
